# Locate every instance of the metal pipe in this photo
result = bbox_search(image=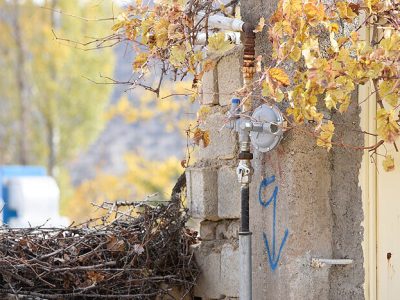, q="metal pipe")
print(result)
[311,258,354,268]
[240,184,250,232]
[195,31,241,45]
[239,233,252,300]
[237,100,253,300]
[219,17,256,299]
[196,12,245,32]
